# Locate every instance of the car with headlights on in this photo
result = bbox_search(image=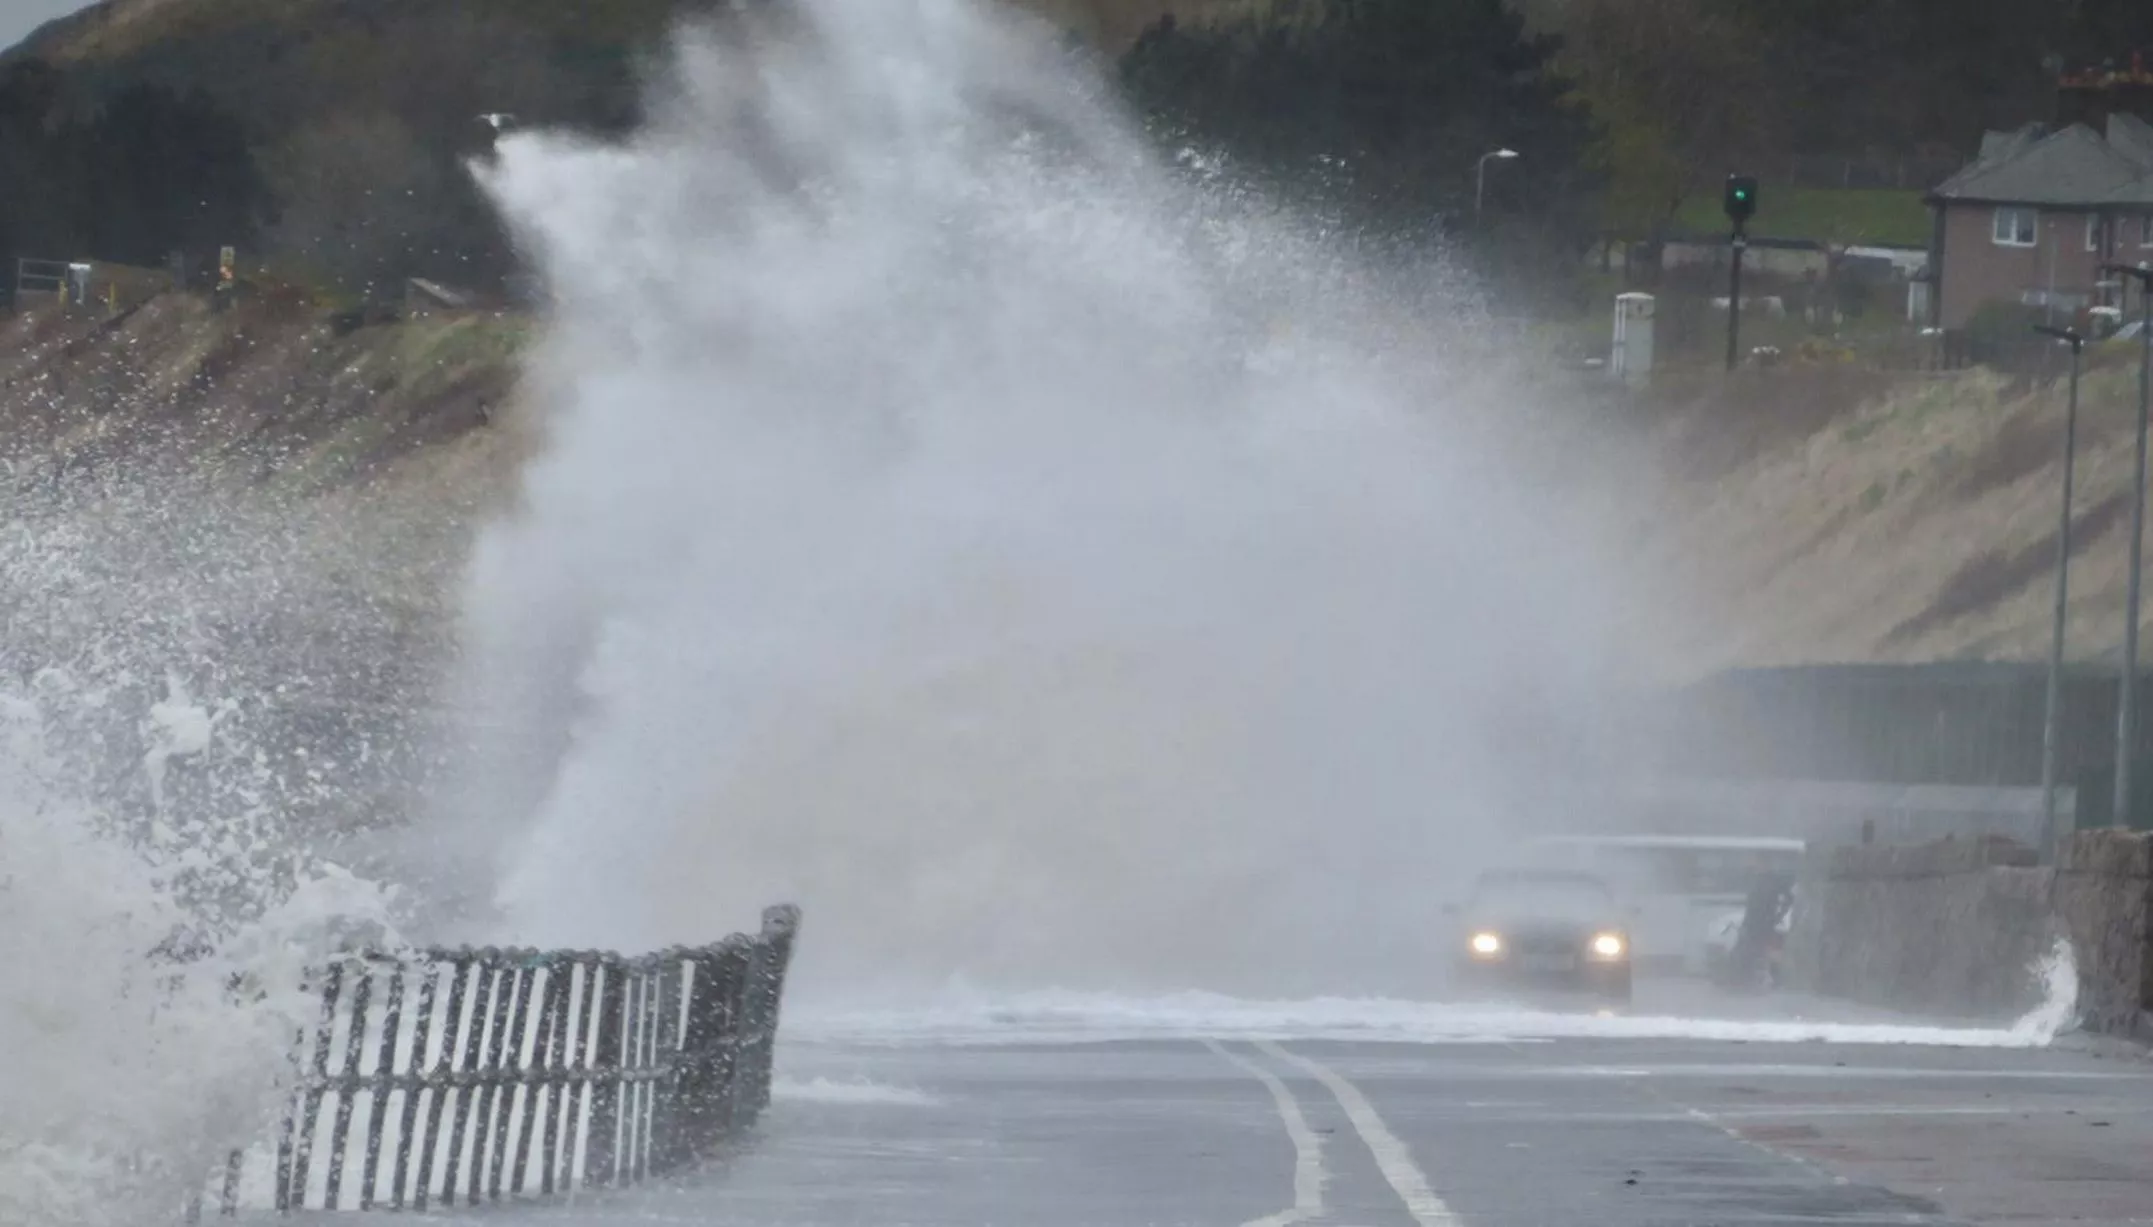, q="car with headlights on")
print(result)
[1447,867,1633,1004]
